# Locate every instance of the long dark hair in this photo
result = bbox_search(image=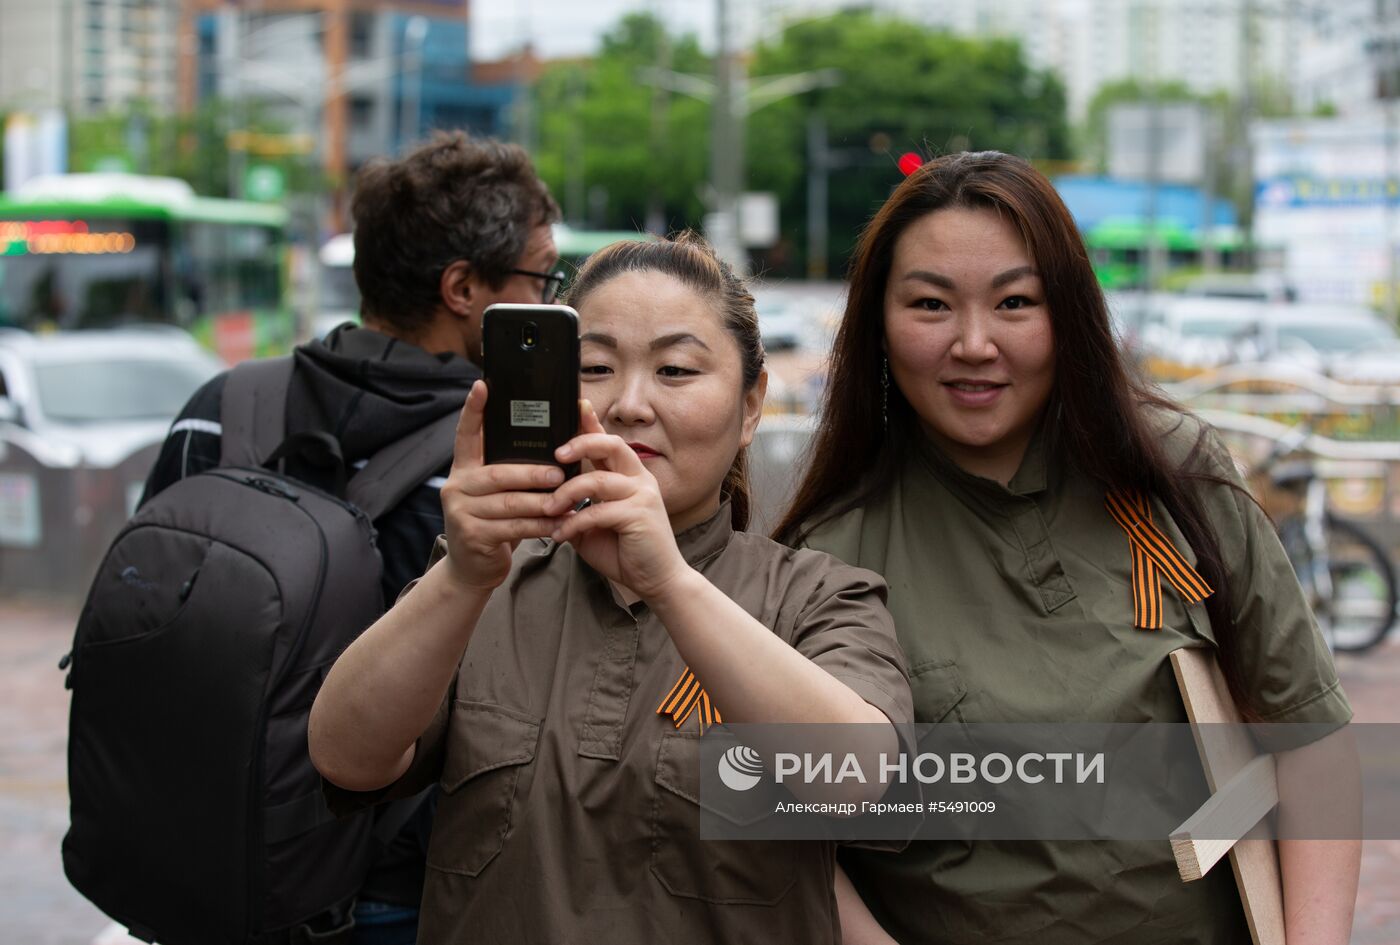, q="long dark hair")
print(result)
[773,151,1260,719]
[565,231,765,531]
